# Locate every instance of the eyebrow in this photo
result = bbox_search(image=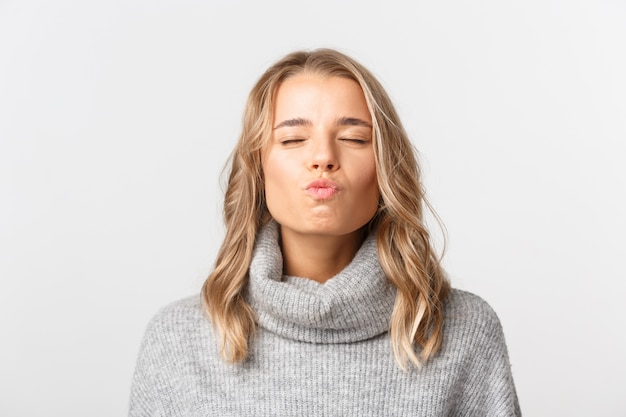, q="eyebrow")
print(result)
[273,118,312,129]
[273,117,372,130]
[337,117,372,128]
